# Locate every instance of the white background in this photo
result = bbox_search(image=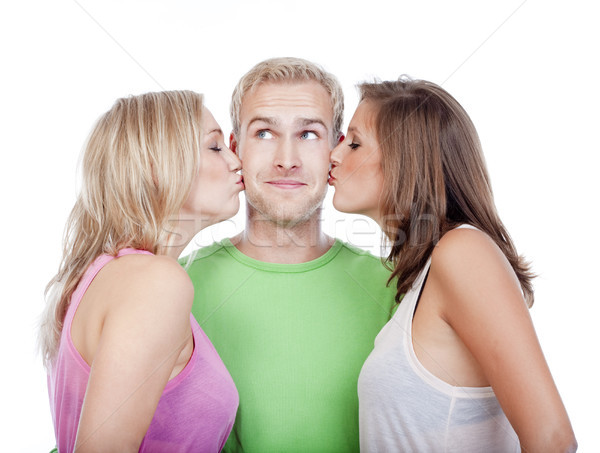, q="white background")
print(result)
[2,0,598,451]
